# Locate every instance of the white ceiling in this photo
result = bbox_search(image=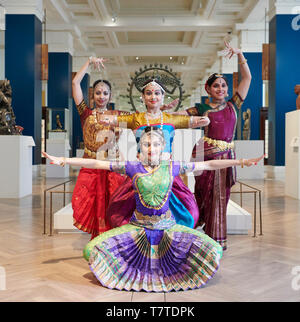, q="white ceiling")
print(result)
[43,0,266,97]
